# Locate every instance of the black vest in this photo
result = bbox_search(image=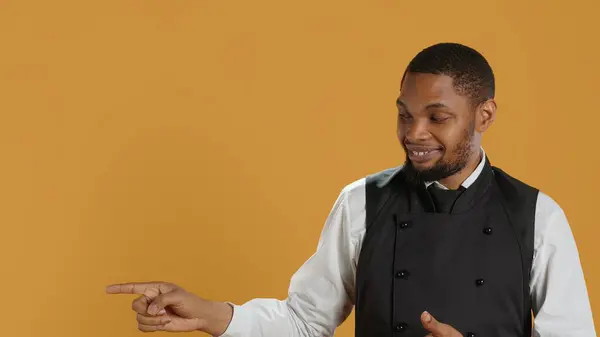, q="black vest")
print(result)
[355,158,539,337]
